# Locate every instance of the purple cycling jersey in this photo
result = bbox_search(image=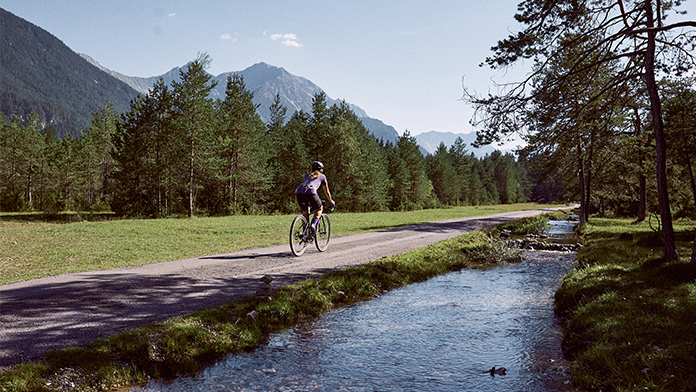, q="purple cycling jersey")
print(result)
[295,173,328,195]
